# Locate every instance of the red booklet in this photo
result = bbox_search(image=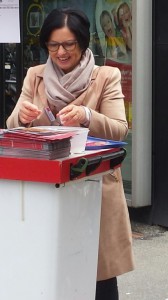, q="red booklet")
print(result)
[1,127,74,141]
[0,127,75,160]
